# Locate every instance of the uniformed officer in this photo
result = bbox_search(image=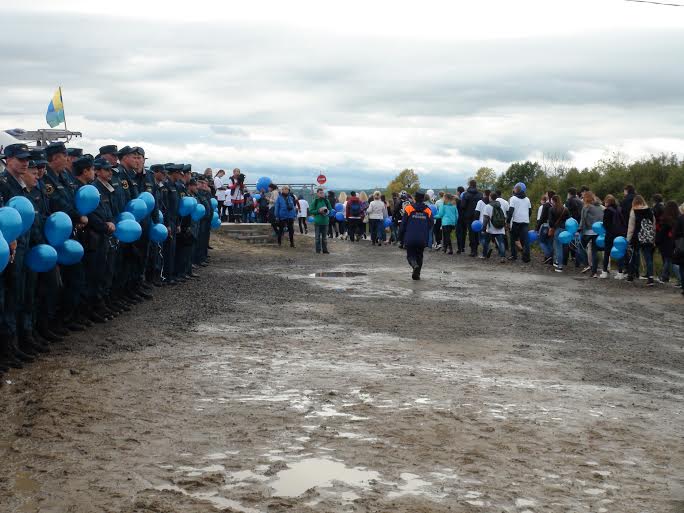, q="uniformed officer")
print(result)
[44,142,90,331]
[174,165,190,281]
[162,164,181,284]
[150,164,169,286]
[129,148,157,294]
[194,176,212,267]
[0,143,39,362]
